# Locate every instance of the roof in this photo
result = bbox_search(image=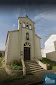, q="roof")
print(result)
[45,33,56,42]
[6,30,19,45]
[18,15,35,24]
[35,34,41,39]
